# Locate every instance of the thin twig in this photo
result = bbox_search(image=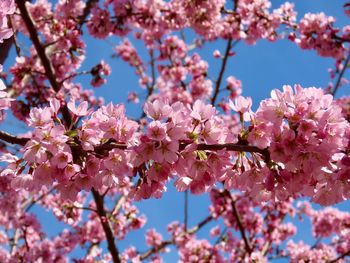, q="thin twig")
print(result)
[215,227,228,245]
[24,187,56,212]
[140,49,156,119]
[140,215,213,261]
[111,195,126,215]
[78,0,99,29]
[332,50,350,96]
[71,205,98,213]
[211,38,233,105]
